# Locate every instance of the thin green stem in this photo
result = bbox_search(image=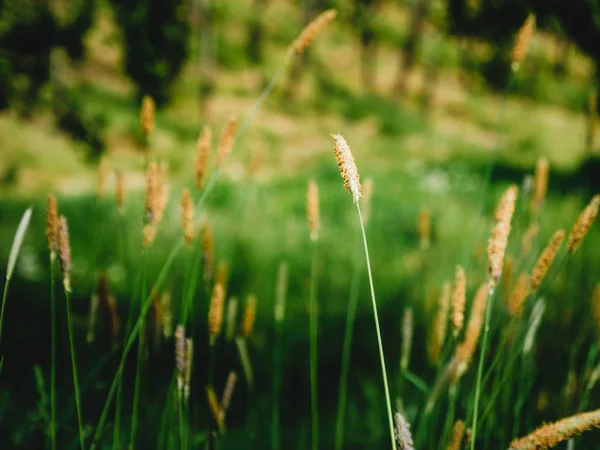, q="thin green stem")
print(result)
[335,239,363,450]
[309,241,319,450]
[470,286,494,450]
[130,252,148,450]
[50,255,57,450]
[65,285,85,450]
[178,392,184,450]
[272,317,283,450]
[356,204,396,450]
[0,278,10,348]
